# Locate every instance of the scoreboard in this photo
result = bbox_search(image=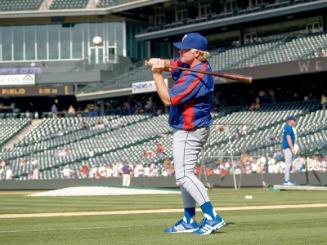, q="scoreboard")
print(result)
[0,85,74,96]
